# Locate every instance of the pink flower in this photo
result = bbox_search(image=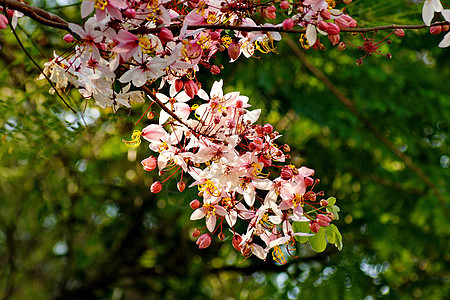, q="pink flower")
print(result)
[141,156,157,171]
